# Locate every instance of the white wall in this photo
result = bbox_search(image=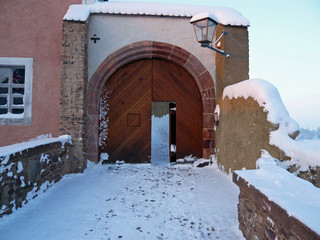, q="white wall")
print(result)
[88,14,216,83]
